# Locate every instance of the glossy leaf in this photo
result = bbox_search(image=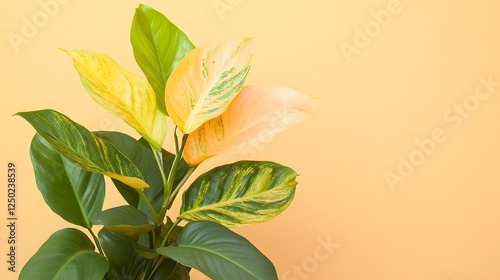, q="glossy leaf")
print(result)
[180,161,297,227]
[131,3,195,115]
[91,206,155,239]
[19,228,108,280]
[165,38,254,133]
[65,49,167,150]
[184,85,319,166]
[150,258,191,280]
[94,132,188,216]
[30,134,104,228]
[157,221,277,280]
[99,228,146,279]
[17,110,148,189]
